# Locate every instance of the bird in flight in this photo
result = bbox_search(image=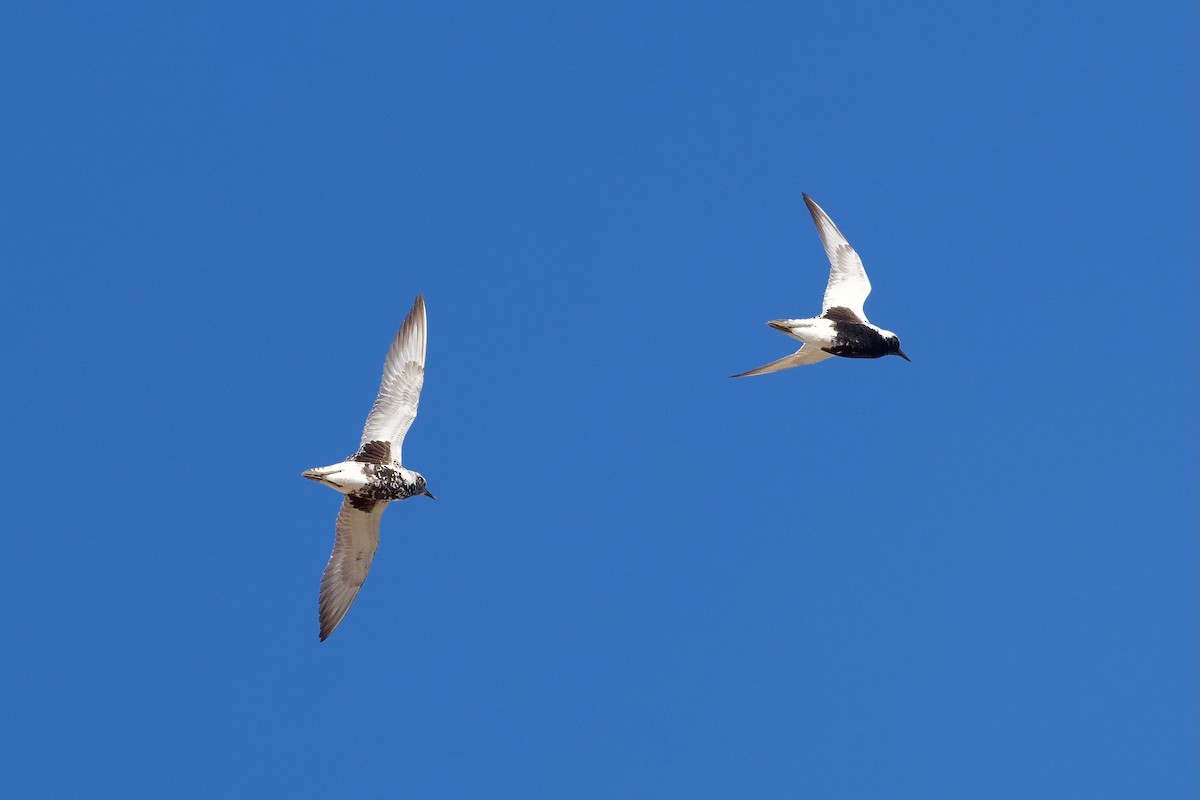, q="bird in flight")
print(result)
[302,294,435,640]
[733,194,909,377]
